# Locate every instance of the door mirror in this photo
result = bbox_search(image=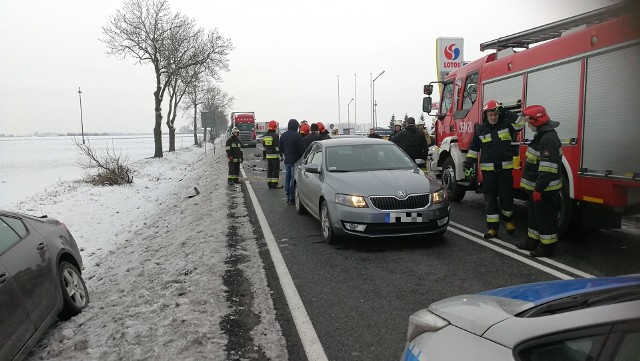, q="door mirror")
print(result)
[423,84,434,95]
[423,96,432,114]
[304,164,320,174]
